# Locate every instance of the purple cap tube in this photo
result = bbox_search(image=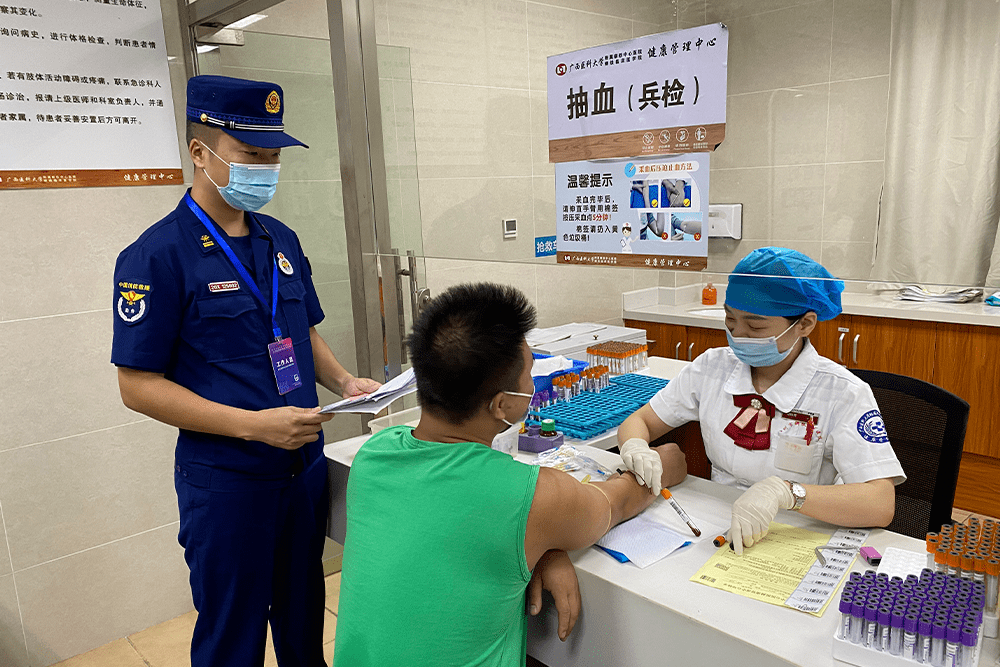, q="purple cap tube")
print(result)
[919,618,933,637]
[905,613,919,634]
[892,609,906,629]
[947,624,962,644]
[852,601,866,619]
[850,572,863,583]
[971,594,985,610]
[839,597,853,614]
[933,621,948,640]
[866,604,879,623]
[879,607,892,627]
[961,626,977,649]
